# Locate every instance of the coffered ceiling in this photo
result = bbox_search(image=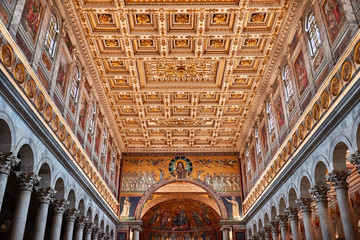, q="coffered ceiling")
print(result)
[64,0,297,152]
